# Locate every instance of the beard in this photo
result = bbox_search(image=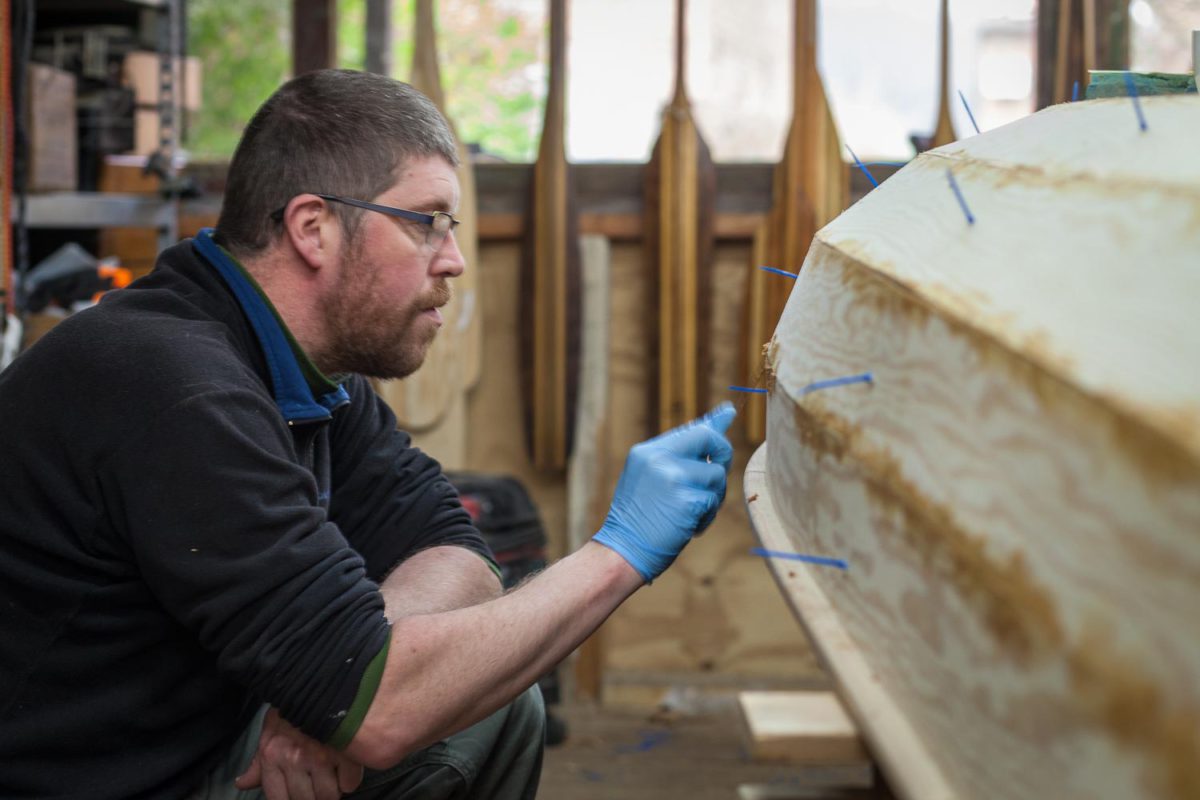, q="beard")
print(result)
[315,238,452,380]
